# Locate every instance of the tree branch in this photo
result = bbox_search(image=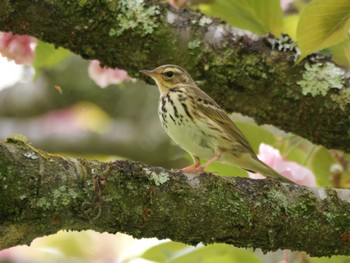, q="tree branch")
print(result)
[0,1,350,151]
[1,138,350,256]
